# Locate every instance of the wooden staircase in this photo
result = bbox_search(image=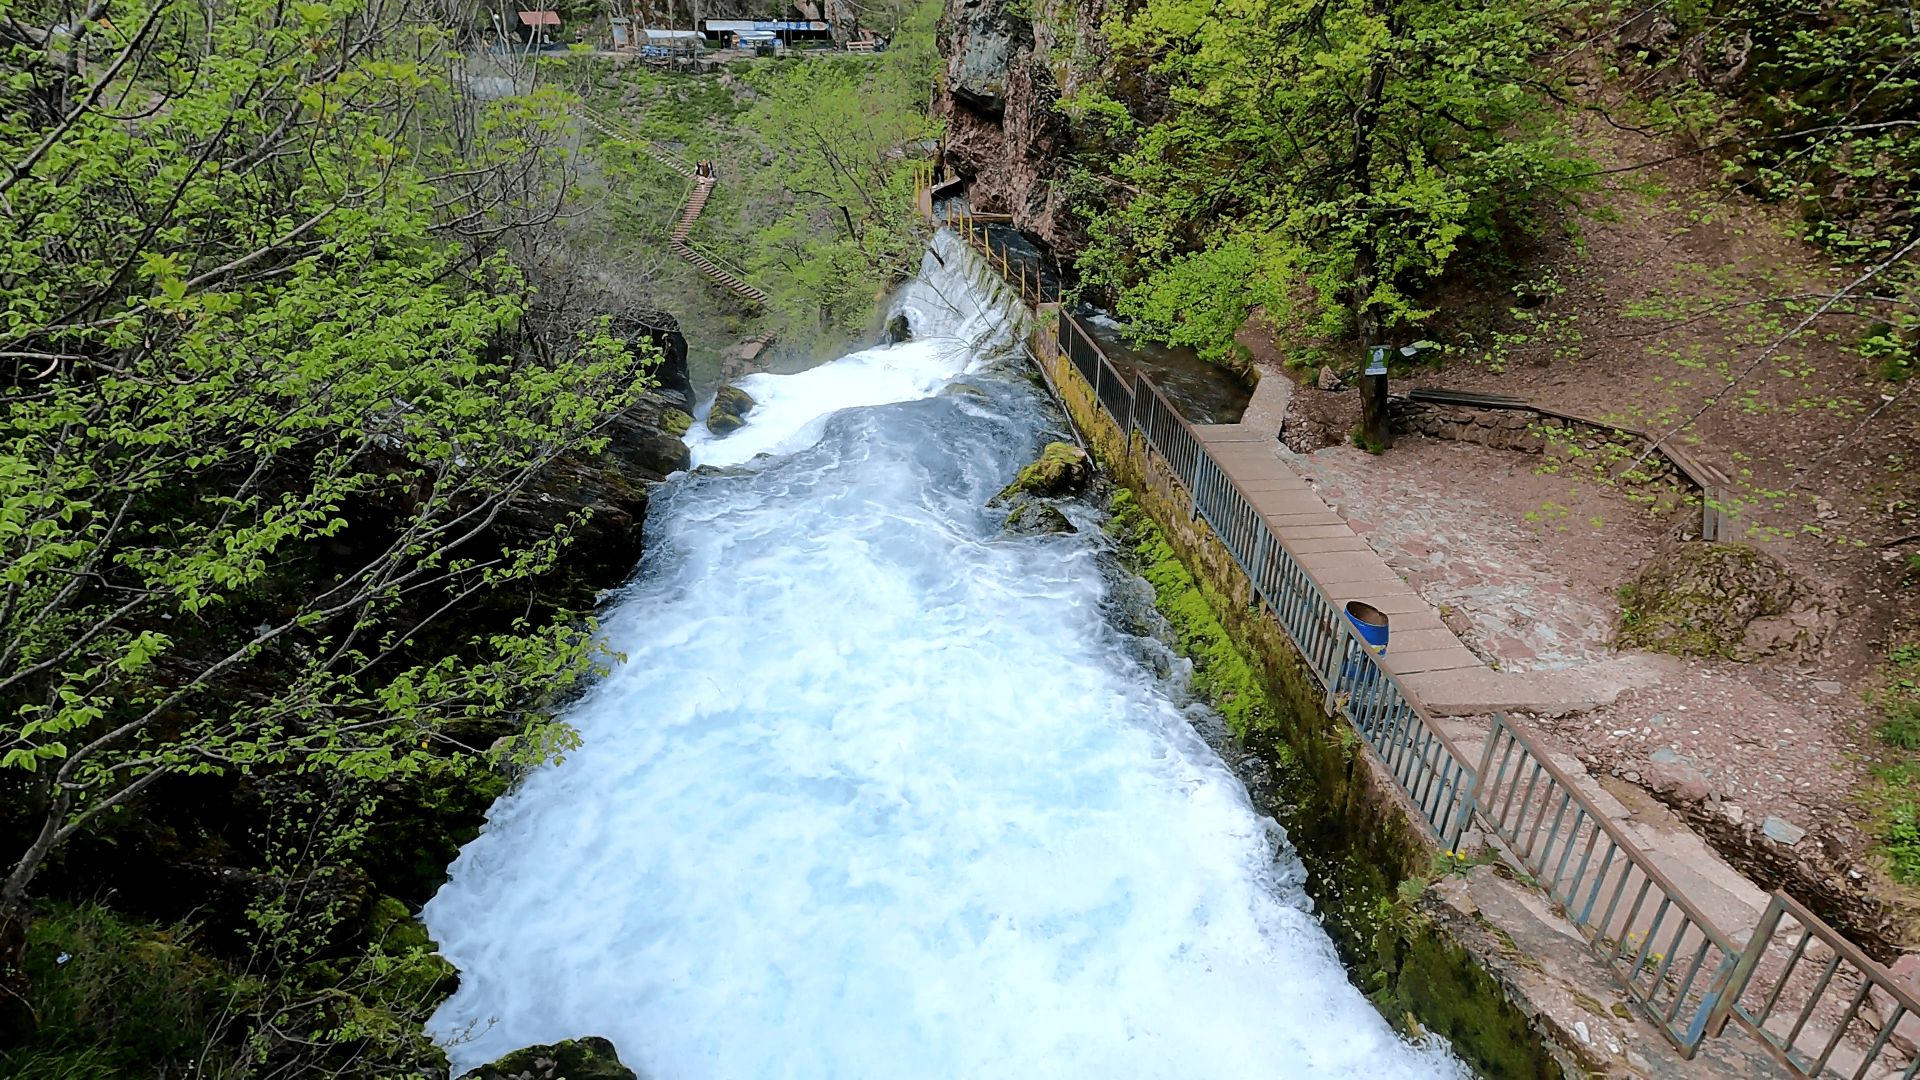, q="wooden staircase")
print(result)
[579,107,770,307]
